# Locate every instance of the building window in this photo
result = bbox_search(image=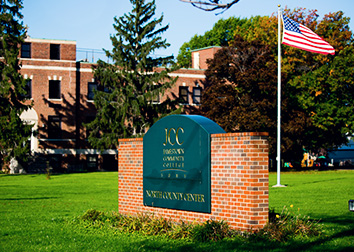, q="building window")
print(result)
[23,79,32,99]
[179,86,189,104]
[87,155,98,171]
[50,44,60,60]
[49,80,61,99]
[193,87,202,105]
[21,43,31,58]
[48,116,61,139]
[87,82,97,100]
[88,82,111,100]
